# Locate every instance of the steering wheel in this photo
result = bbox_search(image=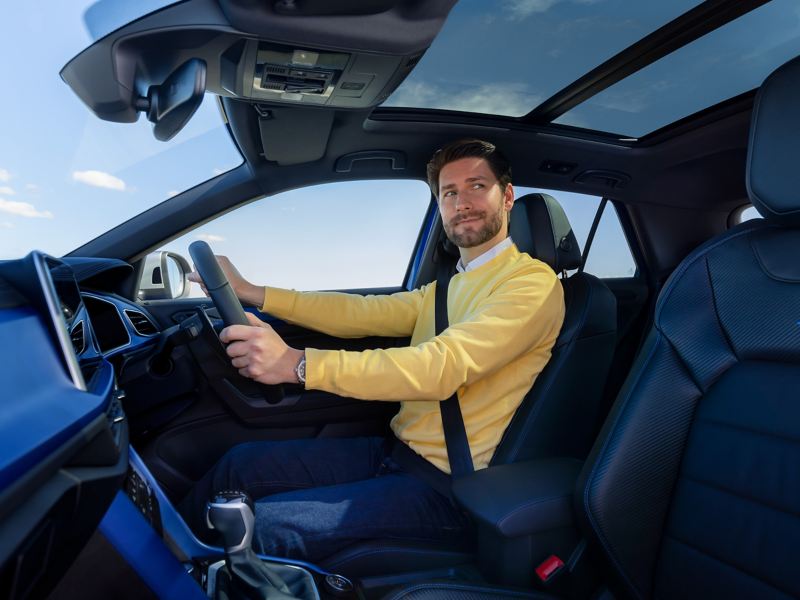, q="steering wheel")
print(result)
[187,241,285,408]
[188,240,249,327]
